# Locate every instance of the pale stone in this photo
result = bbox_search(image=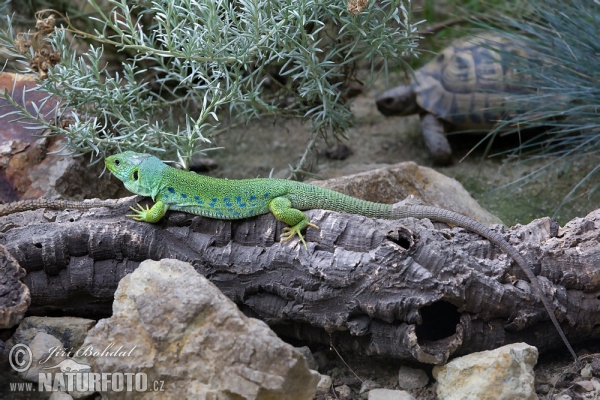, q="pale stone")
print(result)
[368,388,417,400]
[316,373,333,394]
[77,258,318,399]
[7,316,95,352]
[19,332,68,384]
[296,346,318,370]
[553,395,572,400]
[334,384,352,397]
[575,380,595,392]
[359,379,381,394]
[581,363,593,379]
[432,342,538,400]
[49,391,74,400]
[398,365,429,390]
